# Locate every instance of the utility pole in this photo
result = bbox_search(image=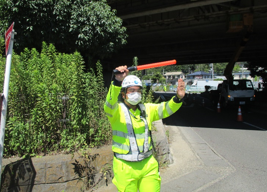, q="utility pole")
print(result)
[210,63,214,80]
[241,64,244,79]
[212,63,214,80]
